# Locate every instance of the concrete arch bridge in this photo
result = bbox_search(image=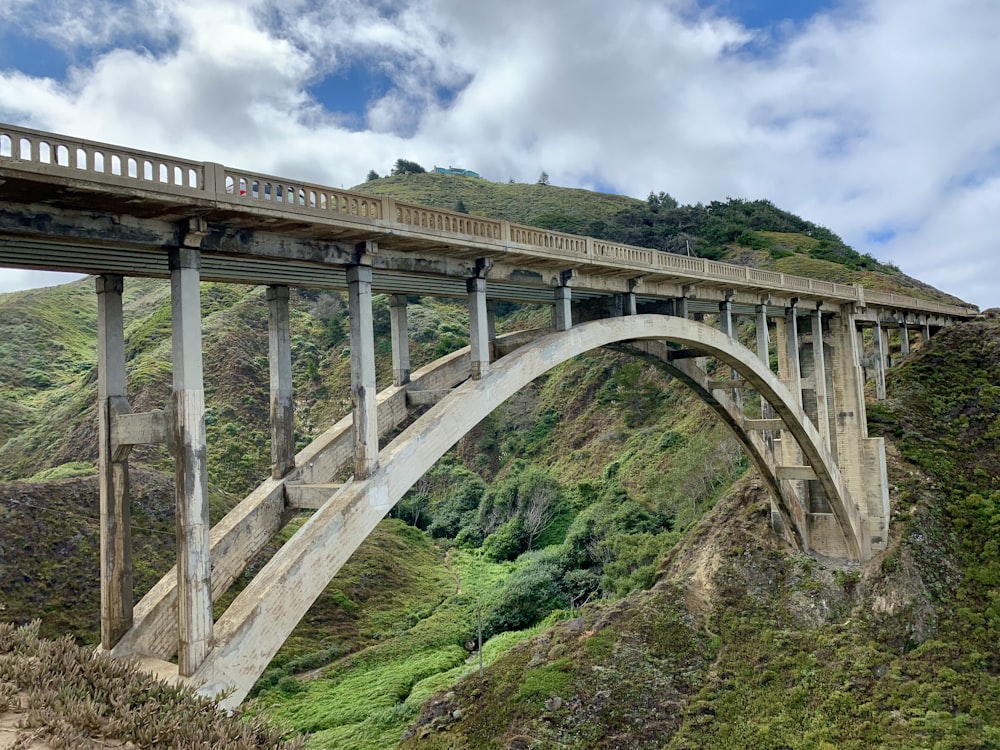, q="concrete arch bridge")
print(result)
[0,122,977,705]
